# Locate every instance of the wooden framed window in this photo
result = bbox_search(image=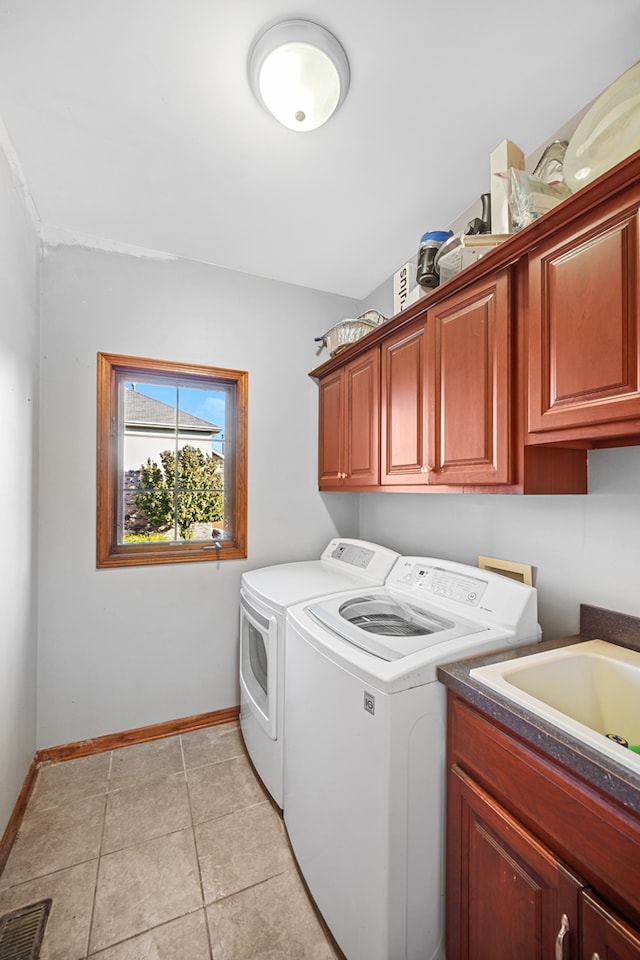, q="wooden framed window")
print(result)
[97,353,247,568]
